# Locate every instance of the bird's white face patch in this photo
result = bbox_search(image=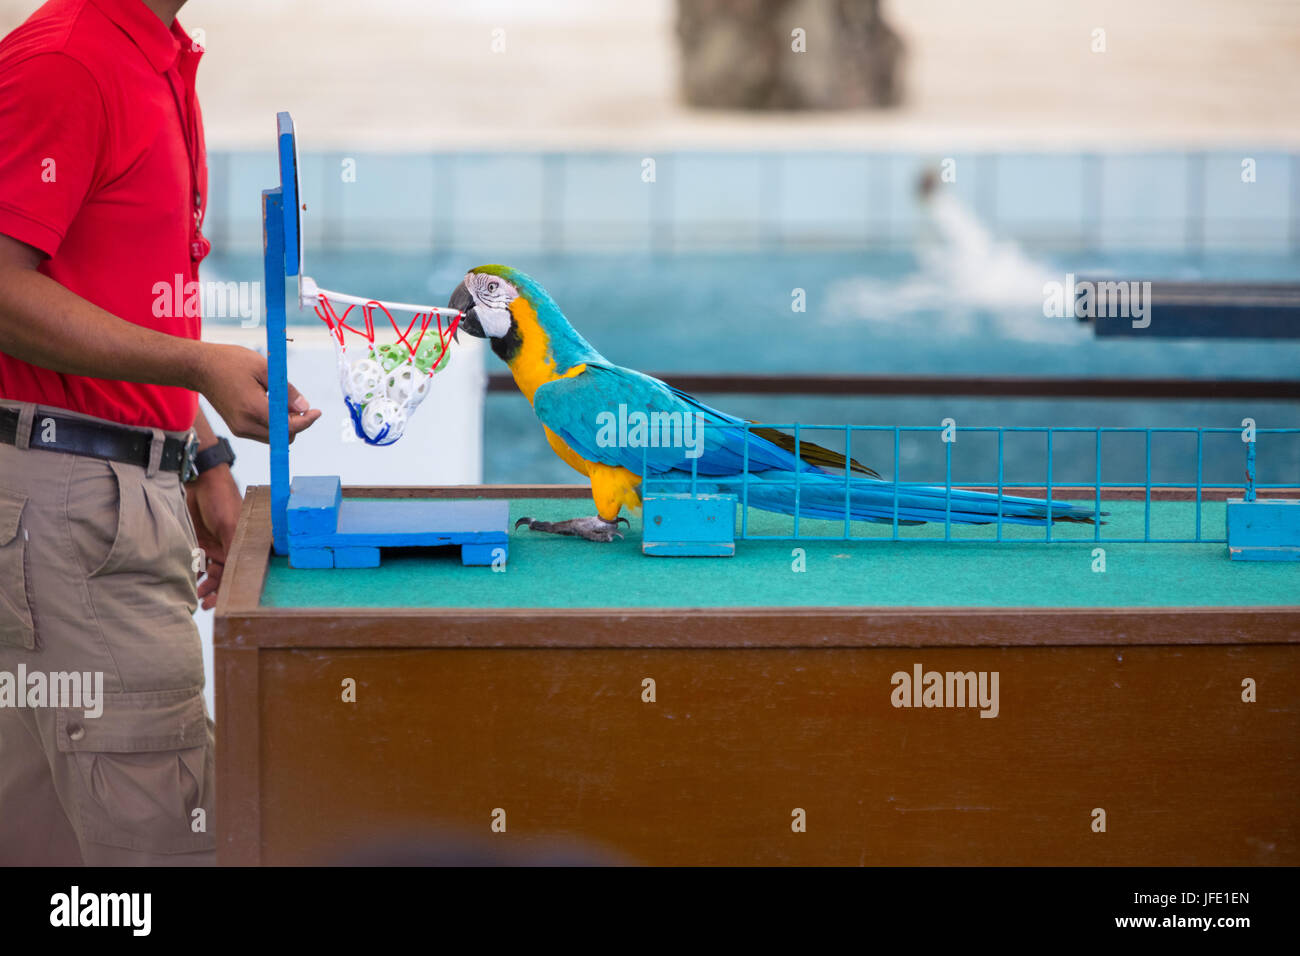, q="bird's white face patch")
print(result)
[464,272,518,338]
